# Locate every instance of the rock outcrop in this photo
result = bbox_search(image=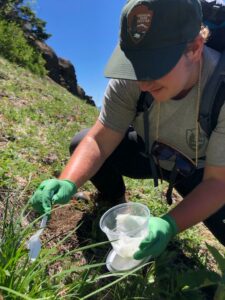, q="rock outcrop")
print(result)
[34,40,95,106]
